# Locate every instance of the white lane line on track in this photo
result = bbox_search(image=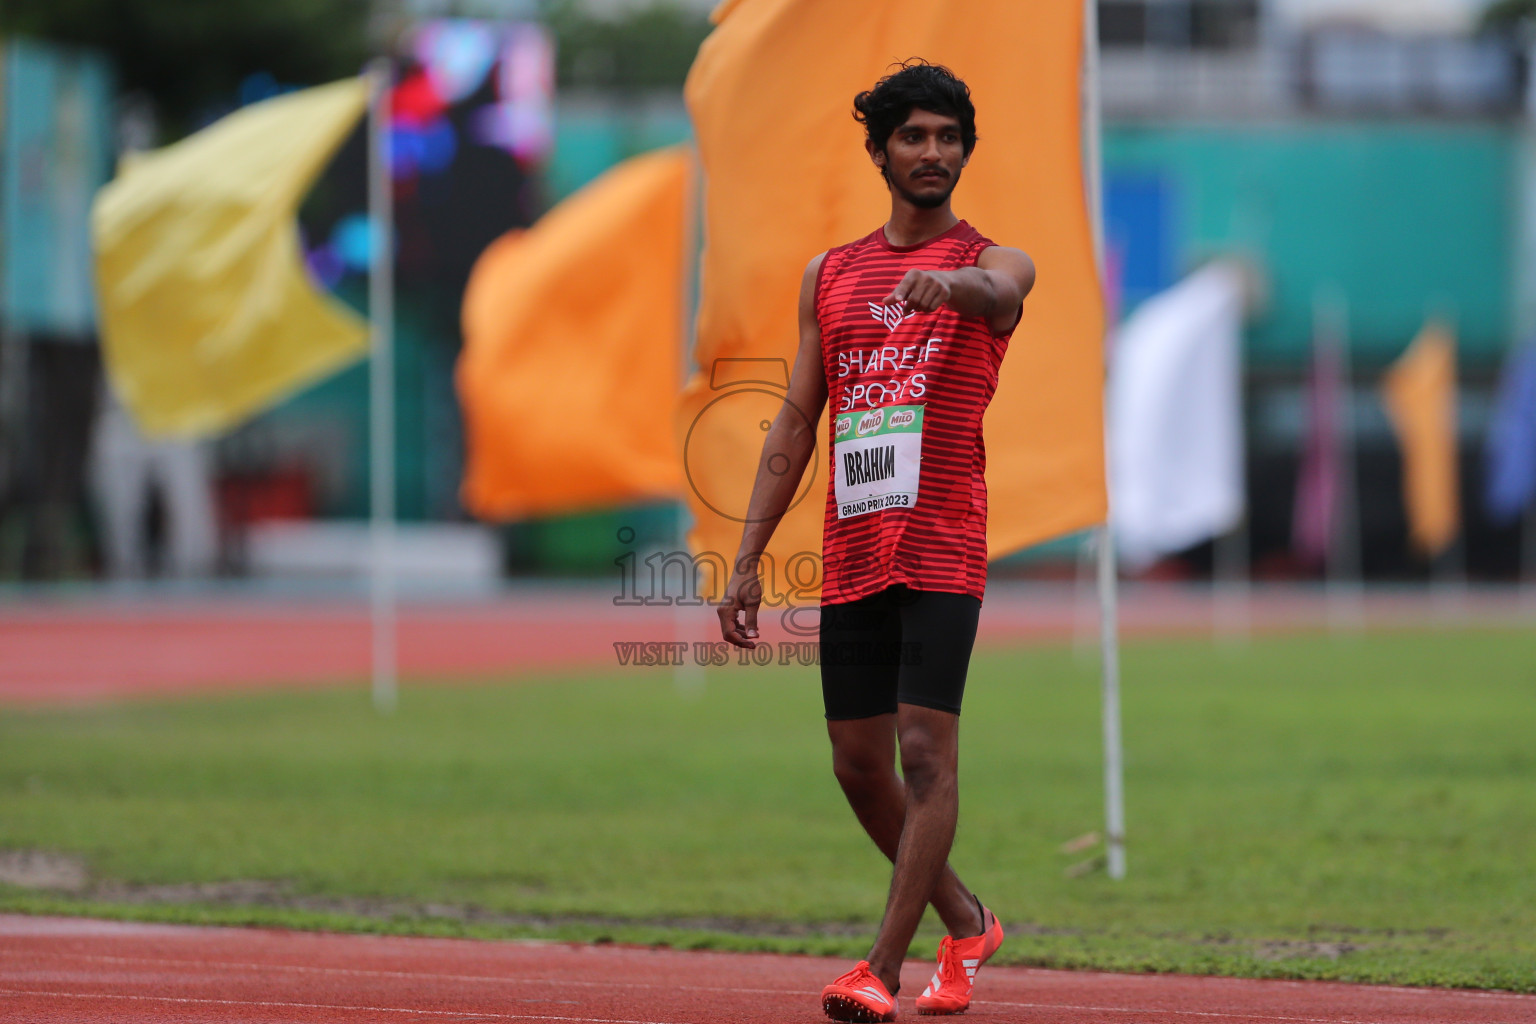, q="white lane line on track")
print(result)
[0,984,1504,1024]
[997,967,1536,1004]
[0,988,682,1024]
[2,950,798,997]
[975,998,1386,1024]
